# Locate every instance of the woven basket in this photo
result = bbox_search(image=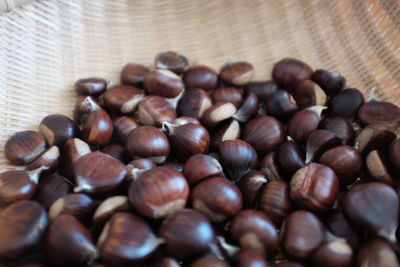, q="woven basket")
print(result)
[0,0,399,171]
